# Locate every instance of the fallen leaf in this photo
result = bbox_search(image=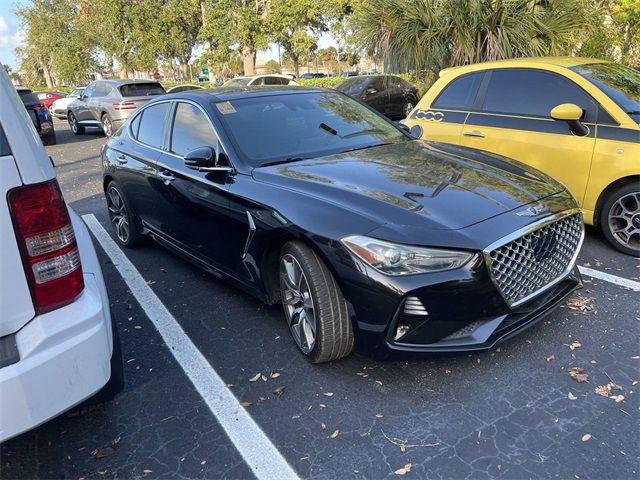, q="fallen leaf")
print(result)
[270,372,281,379]
[111,435,121,445]
[240,401,253,407]
[546,354,556,362]
[93,447,114,459]
[595,384,612,397]
[273,386,285,397]
[330,429,340,439]
[569,340,582,350]
[323,392,334,397]
[582,434,591,442]
[143,469,153,475]
[375,380,383,386]
[611,394,625,403]
[249,373,261,382]
[319,403,327,408]
[631,356,640,360]
[568,392,577,400]
[320,423,326,430]
[394,464,413,475]
[375,413,384,418]
[632,380,638,386]
[565,296,594,313]
[201,460,207,465]
[261,375,268,382]
[568,367,588,383]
